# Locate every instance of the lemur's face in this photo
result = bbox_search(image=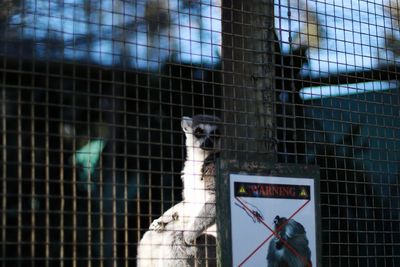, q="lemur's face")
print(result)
[192,122,221,151]
[274,216,284,227]
[181,115,221,152]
